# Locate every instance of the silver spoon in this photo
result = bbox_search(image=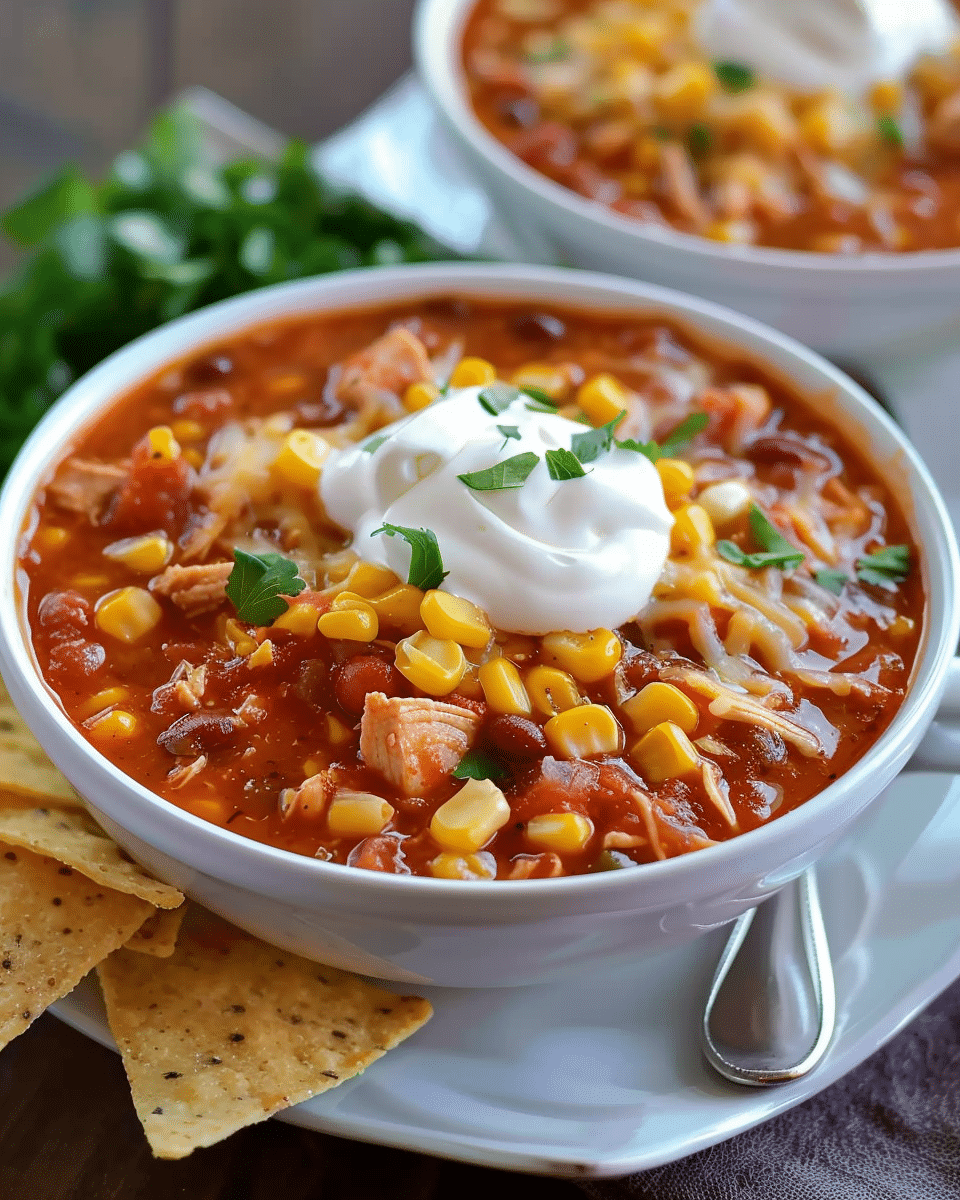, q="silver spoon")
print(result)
[701,868,836,1086]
